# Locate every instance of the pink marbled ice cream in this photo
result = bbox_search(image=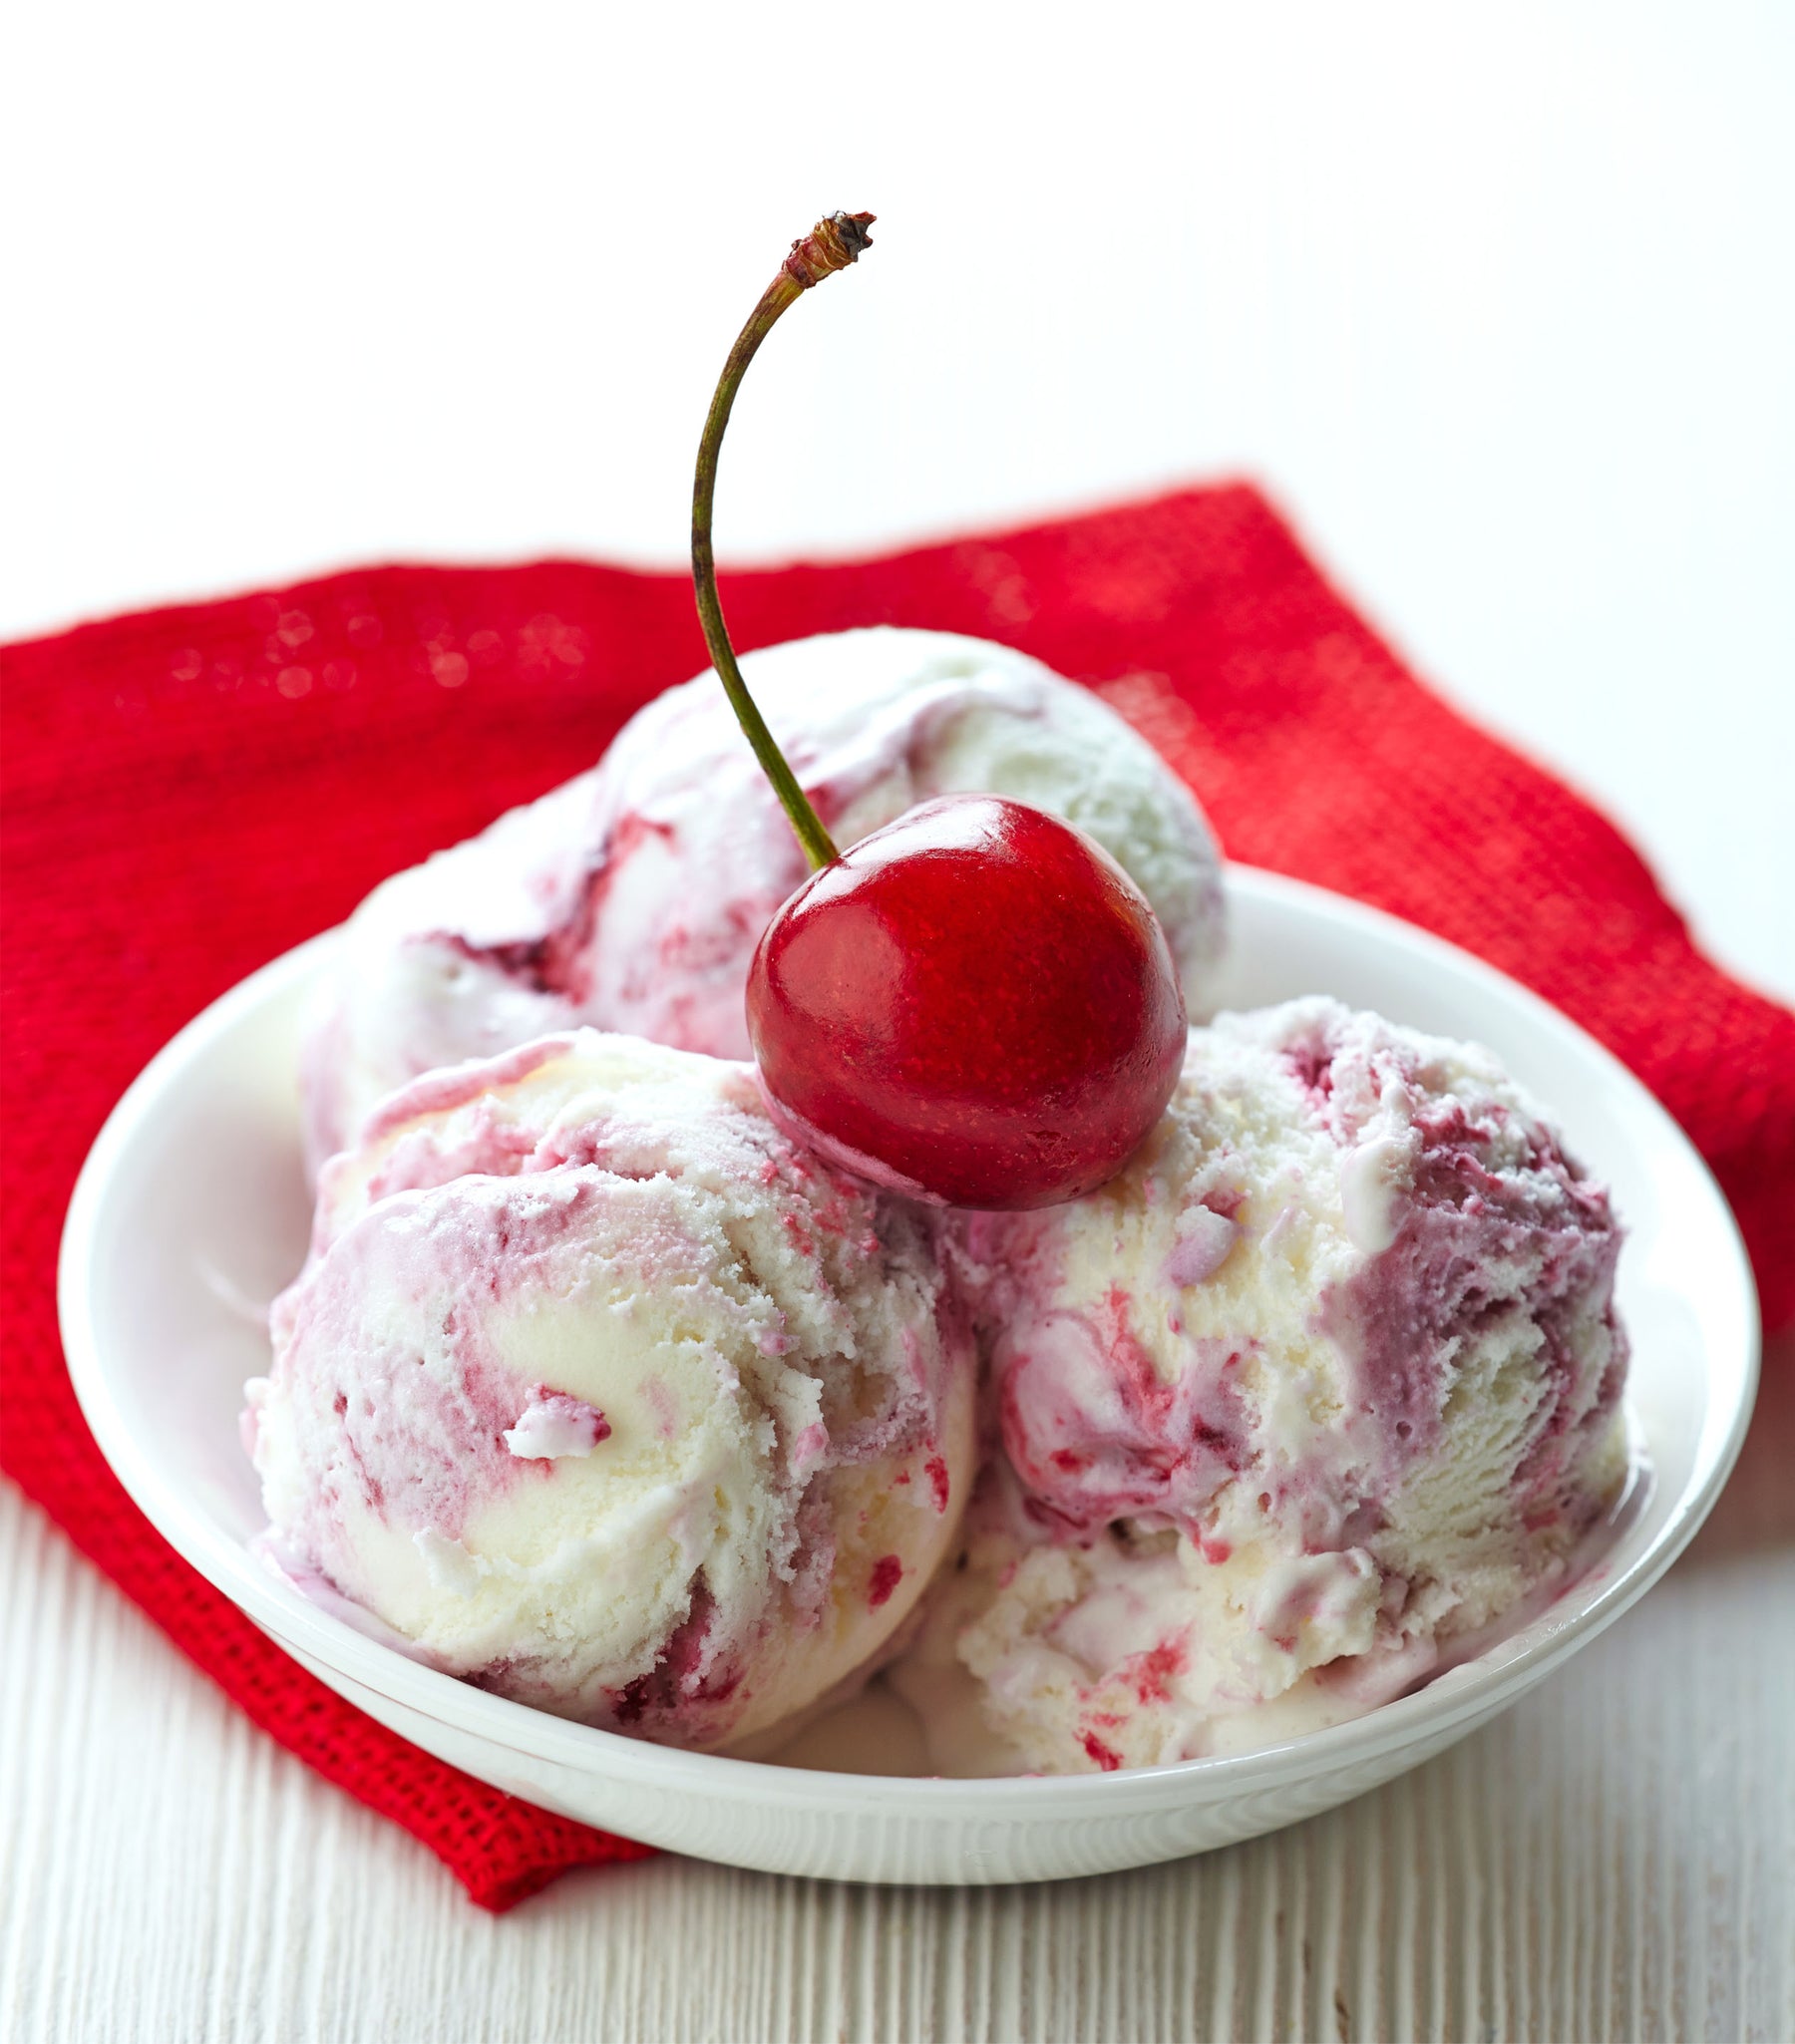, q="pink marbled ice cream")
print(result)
[300,627,1226,1172]
[248,1032,975,1752]
[892,998,1628,1774]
